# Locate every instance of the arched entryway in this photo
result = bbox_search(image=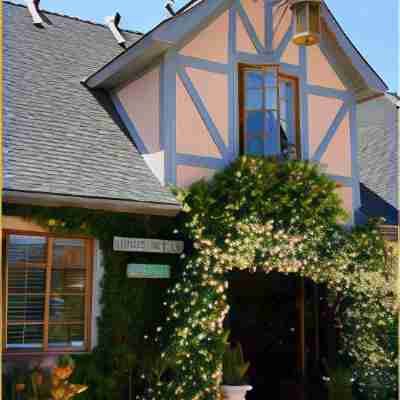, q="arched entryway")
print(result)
[226,271,332,400]
[143,158,396,400]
